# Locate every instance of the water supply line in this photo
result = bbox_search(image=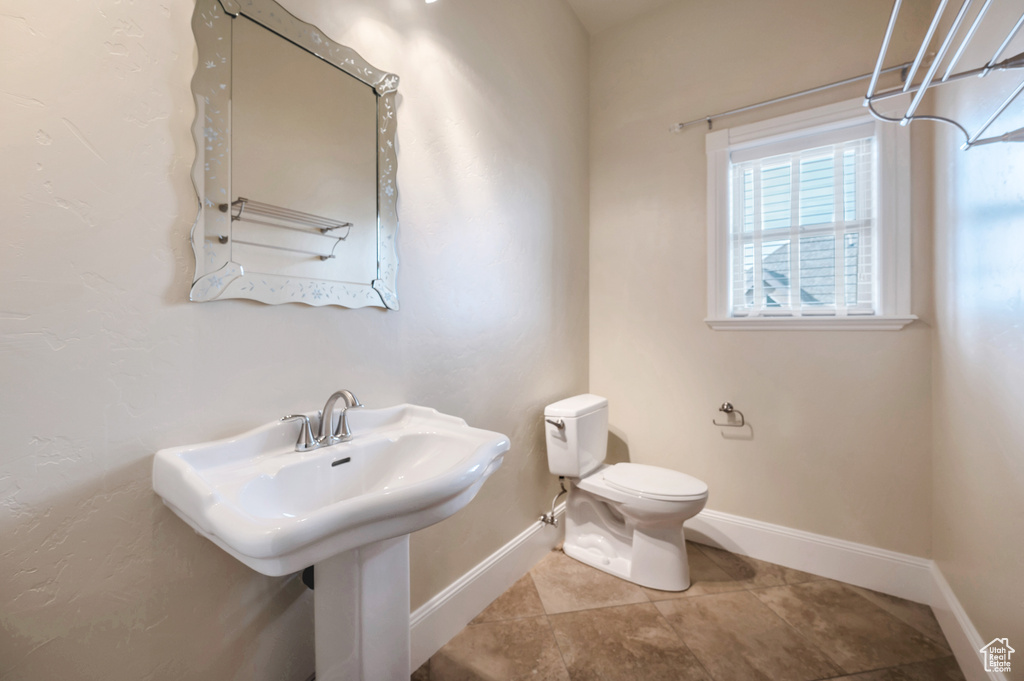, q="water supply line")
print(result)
[540,477,567,526]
